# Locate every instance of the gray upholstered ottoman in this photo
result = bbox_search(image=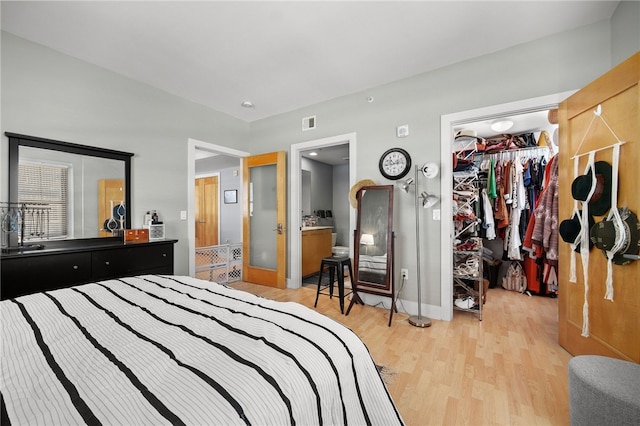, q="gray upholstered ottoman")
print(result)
[568,355,640,426]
